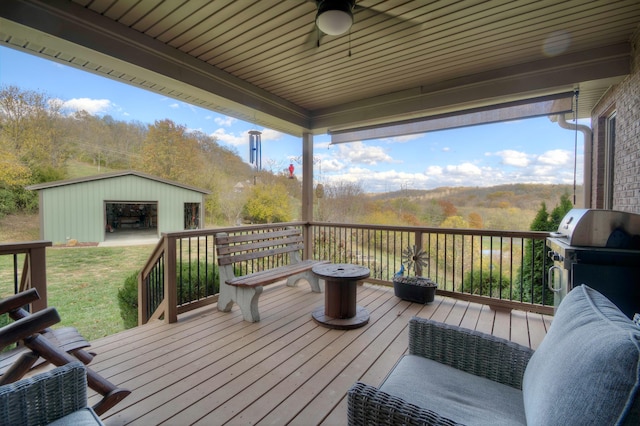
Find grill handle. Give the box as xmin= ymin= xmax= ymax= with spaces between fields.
xmin=548 ymin=265 xmax=563 ymax=293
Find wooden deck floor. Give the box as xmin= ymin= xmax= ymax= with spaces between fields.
xmin=86 ymin=282 xmax=552 ymax=425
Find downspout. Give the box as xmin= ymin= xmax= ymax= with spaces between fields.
xmin=553 ymin=114 xmax=593 ymax=208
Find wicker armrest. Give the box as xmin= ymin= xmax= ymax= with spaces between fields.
xmin=408 ymin=317 xmax=534 ymax=389
xmin=0 ymin=361 xmax=94 ymax=425
xmin=347 ymin=382 xmax=462 ymax=426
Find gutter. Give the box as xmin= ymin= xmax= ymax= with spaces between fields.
xmin=552 ymin=114 xmax=593 ymax=208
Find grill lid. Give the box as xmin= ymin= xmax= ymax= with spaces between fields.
xmin=551 ymin=209 xmax=640 ymax=248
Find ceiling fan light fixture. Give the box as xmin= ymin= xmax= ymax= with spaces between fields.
xmin=316 ymin=0 xmax=354 ymax=36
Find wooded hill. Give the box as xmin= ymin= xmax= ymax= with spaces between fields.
xmin=360 ymin=184 xmax=579 ymax=231
xmin=0 ymin=85 xmax=297 ymax=225
xmin=1 ymin=85 xmax=576 ymax=231
xmin=370 ymin=184 xmax=581 ymax=211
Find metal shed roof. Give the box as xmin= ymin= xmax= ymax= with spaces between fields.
xmin=26 ymin=170 xmax=211 ymax=194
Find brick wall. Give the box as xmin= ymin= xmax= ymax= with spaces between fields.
xmin=591 ymin=28 xmax=640 ymax=213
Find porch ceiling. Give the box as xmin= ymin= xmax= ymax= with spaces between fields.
xmin=1 ymin=0 xmax=638 ymax=137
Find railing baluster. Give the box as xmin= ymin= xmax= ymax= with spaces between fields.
xmin=137 ymin=222 xmax=552 ymax=324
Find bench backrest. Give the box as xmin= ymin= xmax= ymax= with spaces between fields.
xmin=215 ymin=228 xmax=304 ymax=266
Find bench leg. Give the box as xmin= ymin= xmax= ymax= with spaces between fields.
xmin=236 ymin=286 xmax=263 ymax=322
xmin=218 ymin=282 xmax=263 ymax=322
xmin=286 ymin=271 xmax=324 ymax=293
xmin=217 ymin=280 xmax=236 ymax=313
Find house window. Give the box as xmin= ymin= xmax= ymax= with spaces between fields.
xmin=604 ymin=112 xmax=616 ymax=209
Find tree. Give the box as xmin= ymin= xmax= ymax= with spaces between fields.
xmin=140 ymin=119 xmax=204 ymax=187
xmin=438 ymin=199 xmax=457 ymax=217
xmin=468 ymin=212 xmax=483 ymax=229
xmin=440 ymin=215 xmax=468 ymax=229
xmin=517 ymin=193 xmax=573 ymax=305
xmin=0 ymin=85 xmax=70 ymax=177
xmin=242 ymin=183 xmax=292 ymax=223
xmin=0 ymin=149 xmax=31 ymax=189
xmin=318 ymin=181 xmax=365 ymax=222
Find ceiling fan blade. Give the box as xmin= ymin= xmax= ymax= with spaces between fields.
xmin=353 ymin=4 xmax=420 ymax=28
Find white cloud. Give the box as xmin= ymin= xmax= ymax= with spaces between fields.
xmin=210 ymin=127 xmax=284 ymax=149
xmin=59 ymin=98 xmax=112 ymax=115
xmin=169 ymin=103 xmax=179 ymax=109
xmin=425 ymin=165 xmax=443 ymax=176
xmin=495 ymin=150 xmax=530 ymax=167
xmin=442 ymin=147 xmax=451 ymax=152
xmin=214 ymin=116 xmax=237 ymax=126
xmin=336 ymin=142 xmax=395 ymax=165
xmin=212 ymin=128 xmax=246 ymax=146
xmin=537 ymin=149 xmax=571 ymax=165
xmin=260 ymin=128 xmax=284 ymax=142
xmin=321 ymin=159 xmax=580 ymax=192
xmin=445 ymin=162 xmax=482 ymax=176
xmin=321 ymin=158 xmax=346 ymax=172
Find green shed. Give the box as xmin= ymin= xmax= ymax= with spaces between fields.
xmin=27 ymin=171 xmax=210 ymax=244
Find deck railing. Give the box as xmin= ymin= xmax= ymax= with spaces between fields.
xmin=137 ymin=223 xmax=306 ymax=324
xmin=309 ymin=222 xmax=552 ymax=314
xmin=138 ymin=222 xmax=553 ymax=324
xmin=0 ymin=241 xmax=52 ymax=312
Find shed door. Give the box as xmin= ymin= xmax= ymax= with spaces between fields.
xmin=184 ymin=203 xmax=200 ymax=229
xmin=106 ymin=202 xmax=158 ymax=232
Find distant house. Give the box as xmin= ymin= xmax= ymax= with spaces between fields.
xmin=27 ymin=171 xmax=210 ymax=244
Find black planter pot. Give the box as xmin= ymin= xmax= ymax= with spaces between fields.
xmin=393 ymin=277 xmax=437 ymax=304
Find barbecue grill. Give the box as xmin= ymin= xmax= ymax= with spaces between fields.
xmin=547 ymin=209 xmax=640 ymax=318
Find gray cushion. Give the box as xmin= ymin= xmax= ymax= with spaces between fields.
xmin=522 ymin=284 xmax=640 ymax=426
xmin=380 ymin=354 xmax=526 ymax=425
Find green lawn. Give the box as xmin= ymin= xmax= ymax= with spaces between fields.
xmin=0 ymin=244 xmax=155 ymax=341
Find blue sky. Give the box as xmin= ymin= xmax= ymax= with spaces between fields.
xmin=0 ymin=45 xmax=585 ymax=193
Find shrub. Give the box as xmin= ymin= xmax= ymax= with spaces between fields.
xmin=0 ymin=189 xmax=18 ymax=218
xmin=460 ymin=269 xmax=510 ymax=298
xmin=117 ymin=271 xmax=139 ymax=329
xmin=516 ymin=193 xmax=572 ymax=305
xmin=117 ymin=262 xmax=219 ymax=329
xmin=176 ymin=261 xmax=218 ymax=304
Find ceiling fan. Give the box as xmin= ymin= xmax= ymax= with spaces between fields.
xmin=313 ymin=0 xmax=356 ymax=36
xmin=304 ymin=1 xmax=416 ymax=47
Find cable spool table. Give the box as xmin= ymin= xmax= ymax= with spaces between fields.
xmin=311 ymin=263 xmax=370 ymax=330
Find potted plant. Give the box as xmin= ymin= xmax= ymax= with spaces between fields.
xmin=393 ymin=245 xmax=437 ymax=303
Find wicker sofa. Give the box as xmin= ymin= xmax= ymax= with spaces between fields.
xmin=347 ymin=284 xmax=640 ymax=425
xmin=0 ymin=361 xmax=104 ymax=425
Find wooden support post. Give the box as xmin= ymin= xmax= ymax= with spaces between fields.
xmin=302 ymin=132 xmax=314 ymax=259
xmin=165 ymin=236 xmax=177 ymax=323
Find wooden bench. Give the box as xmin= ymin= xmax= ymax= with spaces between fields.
xmin=215 ymin=228 xmax=328 ymax=322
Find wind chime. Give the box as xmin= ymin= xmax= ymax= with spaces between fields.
xmin=249 ymin=130 xmax=262 ymax=185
